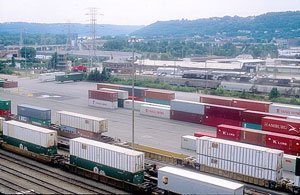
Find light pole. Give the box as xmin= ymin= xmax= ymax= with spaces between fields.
xmin=129 ymin=36 xmax=139 ymax=150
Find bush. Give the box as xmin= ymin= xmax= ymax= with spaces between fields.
xmin=269 ymin=88 xmax=280 ymax=100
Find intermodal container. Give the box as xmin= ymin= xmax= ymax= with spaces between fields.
xmin=0 ymin=109 xmax=11 ymax=117
xmin=242 ymin=110 xmax=286 ymax=125
xmin=97 ymin=83 xmax=120 ymax=90
xmin=158 ymin=166 xmax=244 ymax=195
xmin=194 ymin=131 xmax=216 ymax=138
xmin=283 ymin=154 xmax=296 ymax=172
xmin=88 ymin=90 xmax=118 ymax=102
xmin=99 ymin=88 xmax=128 ymax=100
xmin=144 ymin=90 xmax=175 ymax=101
xmin=0 ymin=99 xmax=11 ymax=110
xmin=119 ymin=86 xmax=147 ymax=97
xmin=70 ymin=137 xmax=145 ymax=184
xmin=240 ymin=127 xmax=266 ymax=146
xmin=181 ymin=135 xmax=197 ymax=151
xmin=203 ymin=115 xmax=242 ymax=127
xmin=39 ymin=72 xmax=65 ymax=82
xmin=124 ymin=100 xmax=149 ymax=111
xmin=287 ymin=116 xmax=300 ymax=121
xmin=266 ymin=133 xmax=300 ymax=155
xmin=144 ymin=98 xmax=170 ymax=105
xmin=232 ymin=99 xmax=271 ymax=112
xmin=56 ymin=111 xmax=108 ymax=133
xmin=216 ymin=125 xmax=241 ymax=141
xmin=3 ymin=120 xmax=57 ymax=155
xmin=18 ymin=115 xmax=51 ymax=127
xmin=0 ymin=117 xmax=4 ymax=132
xmin=128 ymin=96 xmax=144 ymax=101
xmin=204 ymin=104 xmax=244 ymax=121
xmin=242 ymin=122 xmax=261 ymax=130
xmin=140 ymin=104 xmax=171 ymax=119
xmin=262 ymin=116 xmax=300 ymax=136
xmin=17 ymin=104 xmax=51 ymax=121
xmin=3 ymin=81 xmax=18 ymax=88
xmin=171 ymin=99 xmax=205 ymax=115
xmin=88 ymin=98 xmax=118 ymax=109
xmin=170 ymin=110 xmax=203 ymax=124
xmin=269 ymin=103 xmax=300 ymax=117
xmin=199 ymin=95 xmax=233 ymax=107
xmin=55 ymin=73 xmax=84 ymax=82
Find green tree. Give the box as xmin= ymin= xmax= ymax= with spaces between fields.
xmin=20 ymin=47 xmax=36 ymax=60
xmin=10 ymin=56 xmax=16 ymax=67
xmin=269 ymin=88 xmax=280 ymax=100
xmin=49 ymin=52 xmax=58 ymax=69
xmin=100 ymin=68 xmax=110 ymax=81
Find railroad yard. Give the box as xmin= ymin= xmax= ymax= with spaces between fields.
xmin=0 ymin=74 xmax=298 ymax=194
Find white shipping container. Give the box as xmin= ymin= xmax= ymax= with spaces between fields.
xmin=3 ymin=120 xmax=57 ymax=148
xmin=196 ymin=137 xmax=283 ymax=171
xmin=287 ymin=116 xmax=300 ymax=122
xmin=158 ymin=166 xmax=244 ymax=195
xmin=88 ymin=98 xmax=118 ymax=109
xmin=181 ymin=135 xmax=197 ymax=151
xmin=197 ymin=154 xmax=283 ymax=181
xmin=100 ymin=88 xmax=128 ymax=100
xmin=38 ymin=72 xmax=65 ymax=82
xmin=140 ymin=104 xmax=171 ymax=119
xmin=56 ymin=111 xmax=108 ymax=133
xmin=124 ymin=100 xmax=170 ymax=111
xmin=0 ymin=117 xmax=4 ymax=132
xmin=269 ymin=103 xmax=300 ymax=117
xmin=283 ymin=154 xmax=297 ymax=172
xmin=70 ymin=137 xmax=144 ymax=173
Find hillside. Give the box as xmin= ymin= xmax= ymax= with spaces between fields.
xmin=0 ymin=22 xmax=144 ymax=36
xmin=133 ymin=11 xmax=300 ymax=39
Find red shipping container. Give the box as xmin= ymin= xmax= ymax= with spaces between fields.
xmin=170 ymin=110 xmax=203 ymax=124
xmin=232 ymin=98 xmax=271 ymax=112
xmin=97 ymin=83 xmax=120 ymax=90
xmin=128 ymin=96 xmax=144 ymax=101
xmin=266 ymin=132 xmax=300 ymax=154
xmin=144 ymin=90 xmax=175 ymax=101
xmin=217 ymin=124 xmax=241 ymax=141
xmin=240 ymin=127 xmax=267 ymax=146
xmin=0 ymin=109 xmax=11 ymax=116
xmin=262 ymin=116 xmax=300 ymax=136
xmin=242 ymin=110 xmax=287 ymax=125
xmin=88 ymin=90 xmax=118 ymax=102
xmin=204 ymin=104 xmax=244 ymax=121
xmin=199 ymin=95 xmax=233 ymax=107
xmin=203 ymin=115 xmax=242 ymax=127
xmin=194 ymin=131 xmax=216 ymax=138
xmin=3 ymin=81 xmax=18 ymax=88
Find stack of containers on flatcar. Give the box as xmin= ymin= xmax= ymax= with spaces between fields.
xmin=99 ymin=88 xmax=128 ymax=108
xmin=268 ymin=103 xmax=300 ymax=117
xmin=3 ymin=120 xmax=57 ymax=155
xmin=0 ymin=99 xmax=11 ymax=117
xmin=181 ymin=135 xmax=198 ymax=151
xmin=3 ymin=81 xmax=18 ymax=88
xmin=70 ymin=137 xmax=145 ymax=184
xmin=144 ymin=90 xmax=175 ymax=105
xmin=242 ymin=110 xmax=287 ymax=130
xmin=196 ymin=136 xmax=283 ymax=181
xmin=55 ymin=111 xmax=108 ymax=140
xmin=170 ymin=99 xmax=205 ymax=124
xmin=88 ymin=89 xmax=118 ymax=109
xmin=17 ymin=104 xmax=51 ymax=126
xmin=217 ymin=124 xmax=300 ymax=155
xmin=203 ymin=104 xmax=244 ymax=127
xmin=119 ymin=86 xmax=147 ymax=101
xmin=140 ymin=104 xmax=171 ymax=119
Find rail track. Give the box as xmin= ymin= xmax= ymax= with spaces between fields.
xmin=0 ymin=177 xmax=35 ymax=194
xmin=0 ymin=150 xmax=118 ymax=194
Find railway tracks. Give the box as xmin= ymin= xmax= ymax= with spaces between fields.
xmin=0 ymin=150 xmax=120 ymax=194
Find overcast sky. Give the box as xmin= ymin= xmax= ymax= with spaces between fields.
xmin=0 ymin=0 xmax=299 ymax=25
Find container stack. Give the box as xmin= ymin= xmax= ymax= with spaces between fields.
xmin=3 ymin=120 xmax=57 ymax=156
xmin=98 ymin=88 xmax=128 ymax=108
xmin=0 ymin=99 xmax=11 ymax=117
xmin=199 ymin=95 xmax=233 ymax=107
xmin=55 ymin=111 xmax=108 ymax=140
xmin=88 ymin=89 xmax=118 ymax=109
xmin=170 ymin=99 xmax=205 ymax=124
xmin=144 ymin=90 xmax=175 ymax=105
xmin=70 ymin=137 xmax=145 ymax=184
xmin=196 ymin=136 xmax=284 ymax=181
xmin=119 ymin=86 xmax=147 ymax=101
xmin=262 ymin=116 xmax=300 ymax=136
xmin=231 ymin=99 xmax=271 ymax=113
xmin=269 ymin=103 xmax=300 ymax=117
xmin=17 ymin=104 xmax=51 ymax=126
xmin=97 ymin=83 xmax=121 ymax=90
xmin=140 ymin=104 xmax=171 ymax=119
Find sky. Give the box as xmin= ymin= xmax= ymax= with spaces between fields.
xmin=0 ymin=0 xmax=300 ymax=25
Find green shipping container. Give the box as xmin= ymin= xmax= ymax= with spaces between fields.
xmin=3 ymin=135 xmax=57 ymax=156
xmin=70 ymin=155 xmax=144 ymax=184
xmin=18 ymin=115 xmax=51 ymax=127
xmin=242 ymin=122 xmax=261 ymax=130
xmin=55 ymin=73 xmax=84 ymax=82
xmin=144 ymin=98 xmax=170 ymax=105
xmin=0 ymin=99 xmax=11 ymax=110
xmin=118 ymin=99 xmax=124 ymax=108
